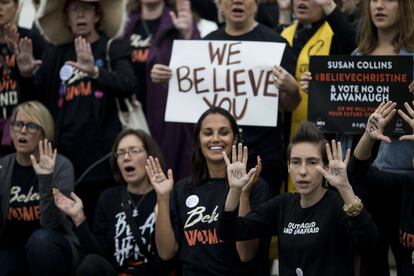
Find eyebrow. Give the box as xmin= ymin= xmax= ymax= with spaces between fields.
xmin=290 ymin=156 xmax=321 ymax=161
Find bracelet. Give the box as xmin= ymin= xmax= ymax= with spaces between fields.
xmin=343 ymin=196 xmax=364 ymax=217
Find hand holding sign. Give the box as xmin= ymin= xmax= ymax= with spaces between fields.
xmin=365 ymin=101 xmax=397 ymax=143
xmin=300 ymin=72 xmax=312 ymax=94
xmin=151 ymin=64 xmax=172 ymax=84
xmin=272 ymin=65 xmax=297 ymax=95
xmin=398 ymin=101 xmax=414 ymax=141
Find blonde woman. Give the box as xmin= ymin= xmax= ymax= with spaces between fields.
xmin=0 ymin=101 xmax=77 ymax=275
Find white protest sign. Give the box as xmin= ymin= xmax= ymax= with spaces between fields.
xmin=165 ymin=40 xmax=286 ymax=126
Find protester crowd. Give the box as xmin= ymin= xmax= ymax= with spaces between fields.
xmin=1 ymin=0 xmax=414 ymax=275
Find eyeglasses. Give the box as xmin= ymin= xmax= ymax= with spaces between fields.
xmin=66 ymin=3 xmax=96 ymax=13
xmin=11 ymin=121 xmax=42 ymax=134
xmin=115 ymin=147 xmax=146 ymax=159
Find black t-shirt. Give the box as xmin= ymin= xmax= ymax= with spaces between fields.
xmin=0 ymin=28 xmax=45 ymax=122
xmin=56 ymin=37 xmax=117 ymax=180
xmin=0 ymin=28 xmax=46 ymax=155
xmin=92 ymin=186 xmax=158 ymax=275
xmin=219 ymin=190 xmax=378 ymax=276
xmin=1 ymin=161 xmax=40 ymax=248
xmin=129 ymin=18 xmax=161 ymax=109
xmin=204 ymin=24 xmax=297 ymax=187
xmin=170 ymin=177 xmax=270 ymax=275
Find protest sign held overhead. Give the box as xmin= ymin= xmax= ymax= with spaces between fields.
xmin=308 ymin=56 xmax=413 ymax=135
xmin=165 ymin=40 xmax=286 ymax=126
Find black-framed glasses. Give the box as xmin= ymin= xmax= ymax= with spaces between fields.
xmin=11 ymin=121 xmax=42 ymax=134
xmin=114 ymin=147 xmax=146 ymax=159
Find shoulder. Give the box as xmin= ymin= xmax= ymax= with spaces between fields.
xmin=99 ymin=185 xmax=123 ymax=202
xmin=0 ymin=154 xmax=16 ymax=178
xmin=107 ymin=37 xmax=131 ymax=59
xmin=254 ymin=24 xmax=287 ymax=42
xmin=204 ymin=26 xmax=226 ymax=40
xmin=250 ymin=178 xmax=271 ymax=199
xmin=0 ymin=153 xmax=16 ymax=166
xmin=55 ymin=154 xmax=74 ymax=172
xmin=17 ymin=27 xmax=31 ymax=38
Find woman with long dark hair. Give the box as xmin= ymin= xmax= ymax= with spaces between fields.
xmin=146 ymin=107 xmax=271 ymax=275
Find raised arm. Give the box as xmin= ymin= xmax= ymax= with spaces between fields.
xmin=318 ymin=140 xmax=378 ymax=248
xmin=316 ymin=140 xmax=357 ymax=208
xmin=15 ymin=37 xmax=42 ymax=78
xmin=354 ymin=101 xmax=397 ymax=161
xmin=223 ymin=144 xmax=261 ymax=262
xmin=31 ymin=139 xmax=74 ymax=229
xmin=146 ymin=156 xmax=178 ymax=260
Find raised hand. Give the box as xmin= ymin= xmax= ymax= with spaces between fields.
xmin=398 ymin=101 xmax=414 ymax=141
xmin=170 ymin=0 xmax=193 ymax=39
xmin=300 ymin=72 xmax=312 ymax=94
xmin=314 ymin=0 xmax=336 ymax=15
xmin=30 ymin=139 xmax=57 ymax=175
xmin=151 ymin=64 xmax=173 ymax=84
xmin=277 ymin=0 xmax=291 ymax=10
xmin=409 ymin=80 xmax=414 ymax=94
xmin=53 ymin=188 xmax=85 ymax=226
xmin=15 ymin=37 xmax=42 ymax=77
xmin=316 ymin=140 xmax=350 ymax=190
xmin=146 ymin=156 xmax=174 ymax=198
xmin=223 ymin=143 xmax=256 ymax=190
xmin=365 ymin=101 xmax=397 ymax=143
xmin=65 ymin=37 xmax=97 ymax=77
xmin=242 ymin=156 xmax=262 ymax=194
xmin=4 ymin=22 xmax=19 ymax=53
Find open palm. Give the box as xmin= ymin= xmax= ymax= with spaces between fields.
xmin=365 ymin=101 xmax=396 ymax=143
xmin=146 ymin=156 xmax=174 ymax=197
xmin=224 ymin=144 xmax=256 ymax=190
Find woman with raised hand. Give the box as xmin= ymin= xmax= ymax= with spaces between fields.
xmin=14 ymin=0 xmax=138 ymax=220
xmin=151 ymin=0 xmax=300 ymax=197
xmin=0 ymin=101 xmax=77 ymax=275
xmin=53 ymin=129 xmax=166 ymax=276
xmin=146 ymin=107 xmax=271 ymax=275
xmin=348 ymin=0 xmax=414 ymax=273
xmin=349 ymin=101 xmax=414 ymax=276
xmin=122 ymin=0 xmax=199 ymax=181
xmin=0 ymin=0 xmax=47 ymax=157
xmin=217 ymin=121 xmax=379 ymax=276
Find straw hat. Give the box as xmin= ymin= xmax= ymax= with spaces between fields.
xmin=36 ymin=0 xmax=128 ymax=45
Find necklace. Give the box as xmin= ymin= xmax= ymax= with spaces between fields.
xmin=127 ymin=191 xmax=148 ymax=217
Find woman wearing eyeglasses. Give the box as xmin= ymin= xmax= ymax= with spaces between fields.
xmin=53 ymin=129 xmax=166 ymax=276
xmin=0 ymin=101 xmax=78 ymax=275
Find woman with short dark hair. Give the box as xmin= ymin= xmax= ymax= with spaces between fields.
xmin=54 ymin=129 xmax=165 ymax=275
xmin=218 ymin=121 xmax=379 ymax=276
